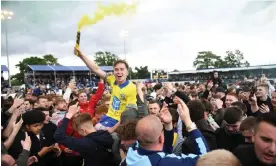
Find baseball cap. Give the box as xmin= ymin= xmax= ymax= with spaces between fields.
xmin=120 ymin=108 xmax=139 ymax=124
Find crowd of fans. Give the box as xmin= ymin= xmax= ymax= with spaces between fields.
xmin=24 ymin=74 xmax=99 ymax=90
xmin=169 ymin=70 xmax=275 ymax=83
xmin=1 ymin=48 xmax=276 ymax=166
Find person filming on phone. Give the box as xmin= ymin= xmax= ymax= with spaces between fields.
xmin=249 ymin=83 xmax=273 ymax=116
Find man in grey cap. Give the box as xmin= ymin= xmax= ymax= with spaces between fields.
xmin=112 ymin=108 xmax=140 ymax=165
xmin=120 ymin=107 xmax=139 ymax=124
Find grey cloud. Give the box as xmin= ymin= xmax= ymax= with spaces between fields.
xmin=1 ymin=0 xmax=276 ymax=68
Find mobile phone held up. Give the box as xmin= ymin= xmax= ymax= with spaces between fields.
xmin=249 ymin=86 xmax=257 ymax=101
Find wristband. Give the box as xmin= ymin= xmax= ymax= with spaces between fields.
xmin=186 ymin=122 xmax=197 ymax=132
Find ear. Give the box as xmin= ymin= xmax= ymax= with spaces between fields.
xmin=252 ymin=135 xmax=255 ymax=143
xmin=159 ymin=133 xmax=164 ymax=144
xmin=25 ymin=125 xmax=30 ymax=131
xmin=78 ymin=128 xmax=84 ymax=135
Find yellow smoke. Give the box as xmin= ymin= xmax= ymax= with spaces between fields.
xmin=77 ymin=2 xmax=137 ymax=31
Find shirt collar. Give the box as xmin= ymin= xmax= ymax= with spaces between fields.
xmin=114 ymin=80 xmax=130 ymax=89
xmin=137 ymin=146 xmax=162 ymax=156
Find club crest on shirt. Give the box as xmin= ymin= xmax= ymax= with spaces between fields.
xmin=120 ymin=94 xmax=126 ymax=101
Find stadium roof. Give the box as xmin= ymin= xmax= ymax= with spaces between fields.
xmin=1 ymin=65 xmax=8 ymax=72
xmin=169 ymin=64 xmax=276 ymax=75
xmin=27 ymin=65 xmax=113 ymax=72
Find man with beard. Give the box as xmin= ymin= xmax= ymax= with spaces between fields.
xmin=233 ymin=112 xmax=276 ymax=166
xmin=215 ymin=107 xmax=245 ymax=152
xmin=74 ymin=48 xmax=137 ymax=131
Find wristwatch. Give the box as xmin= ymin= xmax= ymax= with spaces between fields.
xmin=186 ymin=122 xmax=197 ymax=132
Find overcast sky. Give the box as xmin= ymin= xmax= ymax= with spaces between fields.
xmin=1 ymin=0 xmax=276 ymax=75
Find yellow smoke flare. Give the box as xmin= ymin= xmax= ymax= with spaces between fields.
xmin=74 ymin=1 xmax=137 ymax=55
xmin=78 ymin=2 xmax=137 ymax=31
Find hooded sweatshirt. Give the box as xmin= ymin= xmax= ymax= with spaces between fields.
xmin=126 ymin=129 xmax=209 ymax=166
xmin=54 ymin=118 xmax=115 ymax=166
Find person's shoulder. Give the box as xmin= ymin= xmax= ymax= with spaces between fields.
xmin=201 ymin=130 xmax=216 ymax=139
xmin=89 ymin=130 xmax=113 ymax=142
xmin=233 ymin=144 xmax=256 ymax=164
xmin=214 ymin=127 xmax=223 ymax=134
xmin=124 ymin=81 xmax=136 ymax=92
xmin=235 ymin=144 xmax=254 ymax=151
xmin=128 ymin=81 xmax=136 ymax=87
xmin=233 ymin=144 xmax=254 ymax=157
xmin=49 ymin=122 xmax=57 ymax=129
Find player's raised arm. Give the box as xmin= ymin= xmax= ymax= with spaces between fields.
xmin=74 ymin=47 xmax=106 ymax=79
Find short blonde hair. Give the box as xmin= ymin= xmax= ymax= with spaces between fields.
xmin=196 ymin=149 xmax=241 ymax=166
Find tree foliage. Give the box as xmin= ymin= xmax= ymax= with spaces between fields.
xmin=43 ymin=54 xmax=60 ymax=65
xmin=193 ymin=49 xmax=250 ymax=69
xmin=224 ymin=50 xmax=250 ymax=68
xmin=172 ymin=69 xmax=179 ymax=72
xmin=193 ymin=51 xmax=221 ymax=69
xmin=128 ymin=66 xmax=151 ymax=79
xmin=12 ymin=54 xmax=59 ymax=85
xmin=94 ymin=51 xmax=119 ymax=66
xmin=134 ymin=66 xmax=151 ymax=79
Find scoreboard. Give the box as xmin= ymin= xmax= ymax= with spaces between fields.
xmin=151 ymin=70 xmax=168 ymax=79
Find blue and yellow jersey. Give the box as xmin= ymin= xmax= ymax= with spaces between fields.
xmin=105 ymin=74 xmax=137 ymax=121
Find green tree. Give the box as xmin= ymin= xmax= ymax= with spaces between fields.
xmin=11 ymin=77 xmax=22 ymax=86
xmin=43 ymin=54 xmax=60 ymax=65
xmin=16 ymin=57 xmax=47 ymax=74
xmin=94 ymin=51 xmax=119 ymax=66
xmin=224 ymin=50 xmax=250 ymax=67
xmin=134 ymin=66 xmax=151 ymax=79
xmin=128 ymin=67 xmax=137 ymax=79
xmin=12 ymin=55 xmax=59 ymax=85
xmin=193 ymin=50 xmax=250 ymax=69
xmin=214 ymin=58 xmax=228 ymax=68
xmin=193 ymin=51 xmax=222 ymax=69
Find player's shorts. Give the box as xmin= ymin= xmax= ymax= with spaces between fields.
xmin=95 ymin=115 xmax=118 ymax=130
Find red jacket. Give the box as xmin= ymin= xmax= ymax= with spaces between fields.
xmin=58 ymin=82 xmax=105 ymax=155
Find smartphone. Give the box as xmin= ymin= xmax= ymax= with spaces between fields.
xmin=249 ymin=87 xmax=257 ymax=100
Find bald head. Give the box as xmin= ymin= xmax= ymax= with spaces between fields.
xmin=196 ymin=149 xmax=241 ymax=166
xmin=136 ymin=115 xmax=163 ymax=148
xmin=1 ymin=154 xmax=15 ymax=166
